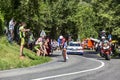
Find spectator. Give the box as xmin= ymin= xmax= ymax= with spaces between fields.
xmin=27 ymin=32 xmax=35 ymax=50
xmin=34 ymin=37 xmax=47 ymax=56
xmin=4 ymin=22 xmax=12 ymax=43
xmin=14 ymin=23 xmax=21 ymax=43
xmin=42 ymin=41 xmax=48 ymax=56
xmin=19 ymin=22 xmax=30 ymax=59
xmin=108 ymin=33 xmax=112 ymax=42
xmin=51 ymin=39 xmax=59 ymax=52
xmin=8 ymin=18 xmax=16 ymax=42
xmin=34 ymin=38 xmax=43 ymax=56
xmin=44 ymin=37 xmax=50 ymax=56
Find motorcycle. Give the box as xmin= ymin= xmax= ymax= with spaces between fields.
xmin=100 ymin=42 xmax=112 ymax=60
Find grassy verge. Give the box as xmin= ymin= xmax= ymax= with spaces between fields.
xmin=0 ymin=36 xmax=51 ymax=70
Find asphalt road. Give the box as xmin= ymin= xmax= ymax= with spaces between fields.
xmin=0 ymin=51 xmax=120 ymax=80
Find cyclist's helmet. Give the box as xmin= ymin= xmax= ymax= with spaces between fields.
xmin=59 ymin=35 xmax=63 ymax=39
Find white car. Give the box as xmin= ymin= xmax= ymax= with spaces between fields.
xmin=67 ymin=42 xmax=84 ymax=55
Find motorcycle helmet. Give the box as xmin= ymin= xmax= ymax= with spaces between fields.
xmin=102 ymin=30 xmax=106 ymax=33
xmin=101 ymin=36 xmax=105 ymax=39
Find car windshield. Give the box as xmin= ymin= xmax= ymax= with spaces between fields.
xmin=69 ymin=43 xmax=80 ymax=46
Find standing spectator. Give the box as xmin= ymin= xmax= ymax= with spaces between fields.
xmin=14 ymin=23 xmax=22 ymax=43
xmin=19 ymin=22 xmax=30 ymax=59
xmin=8 ymin=18 xmax=16 ymax=42
xmin=44 ymin=37 xmax=51 ymax=56
xmin=108 ymin=33 xmax=112 ymax=42
xmin=27 ymin=32 xmax=35 ymax=50
xmin=47 ymin=37 xmax=51 ymax=56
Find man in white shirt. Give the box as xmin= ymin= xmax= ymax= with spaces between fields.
xmin=9 ymin=18 xmax=16 ymax=42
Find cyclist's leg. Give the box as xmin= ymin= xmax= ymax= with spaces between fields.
xmin=63 ymin=49 xmax=67 ymax=62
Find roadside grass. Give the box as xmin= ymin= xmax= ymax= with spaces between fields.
xmin=0 ymin=36 xmax=51 ymax=70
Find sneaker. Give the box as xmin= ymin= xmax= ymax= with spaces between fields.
xmin=66 ymin=56 xmax=69 ymax=60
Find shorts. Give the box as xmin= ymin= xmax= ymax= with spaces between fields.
xmin=34 ymin=45 xmax=40 ymax=51
xmin=20 ymin=38 xmax=25 ymax=45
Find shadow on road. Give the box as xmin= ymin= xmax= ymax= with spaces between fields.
xmin=82 ymin=51 xmax=101 ymax=59
xmin=57 ymin=60 xmax=66 ymax=62
xmin=97 ymin=58 xmax=109 ymax=61
xmin=111 ymin=57 xmax=120 ymax=59
xmin=50 ymin=54 xmax=61 ymax=57
xmin=84 ymin=50 xmax=98 ymax=54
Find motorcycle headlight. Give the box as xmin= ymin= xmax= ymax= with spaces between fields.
xmin=103 ymin=46 xmax=109 ymax=49
xmin=106 ymin=46 xmax=110 ymax=49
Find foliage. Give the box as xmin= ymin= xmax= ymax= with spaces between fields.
xmin=0 ymin=0 xmax=120 ymax=40
xmin=0 ymin=0 xmax=120 ymax=70
xmin=68 ymin=2 xmax=98 ymax=39
xmin=0 ymin=11 xmax=4 ymax=35
xmin=91 ymin=0 xmax=120 ymax=39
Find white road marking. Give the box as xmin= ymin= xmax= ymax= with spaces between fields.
xmin=32 ymin=58 xmax=105 ymax=80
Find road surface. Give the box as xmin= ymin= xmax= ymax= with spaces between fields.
xmin=0 ymin=51 xmax=120 ymax=80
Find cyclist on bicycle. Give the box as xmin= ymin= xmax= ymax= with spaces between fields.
xmin=62 ymin=36 xmax=68 ymax=62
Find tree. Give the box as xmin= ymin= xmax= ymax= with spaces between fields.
xmin=67 ymin=1 xmax=98 ymax=40
xmin=0 ymin=0 xmax=120 ymax=41
xmin=91 ymin=0 xmax=120 ymax=40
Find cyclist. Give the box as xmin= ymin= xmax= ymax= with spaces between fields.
xmin=62 ymin=36 xmax=68 ymax=62
xmin=58 ymin=35 xmax=63 ymax=50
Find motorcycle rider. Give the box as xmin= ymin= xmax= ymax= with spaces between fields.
xmin=101 ymin=30 xmax=106 ymax=38
xmin=100 ymin=36 xmax=109 ymax=48
xmin=99 ymin=36 xmax=112 ymax=57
